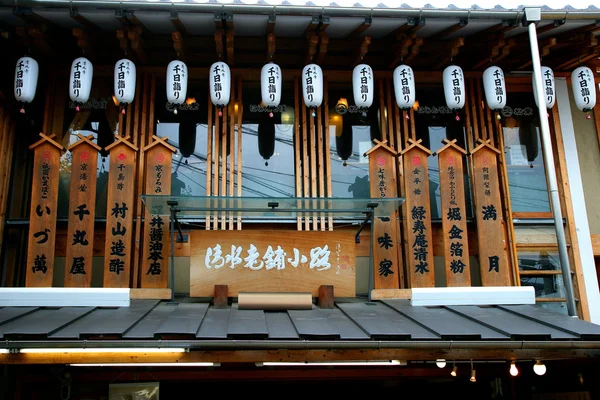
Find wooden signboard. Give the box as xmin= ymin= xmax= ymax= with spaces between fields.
xmin=401 ymin=139 xmax=435 ymax=288
xmin=190 ymin=230 xmax=356 ymax=297
xmin=64 ymin=134 xmax=101 ymax=287
xmin=141 ymin=136 xmax=177 ymax=288
xmin=437 ymin=139 xmax=471 ymax=287
xmin=472 ymin=141 xmax=510 ymax=286
xmin=103 ymin=135 xmax=138 ymax=288
xmin=364 ymin=139 xmax=402 ymax=289
xmin=26 ymin=133 xmax=64 ymax=287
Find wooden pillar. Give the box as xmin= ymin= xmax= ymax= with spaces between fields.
xmin=64 ymin=134 xmax=101 ymax=287
xmin=25 ymin=134 xmax=64 ymax=287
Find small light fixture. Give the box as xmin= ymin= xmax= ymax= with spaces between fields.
xmin=436 ymin=359 xmax=446 ymax=368
xmin=509 ymin=361 xmax=519 ymax=377
xmin=451 ymin=364 xmax=457 ymax=377
xmin=533 ymin=360 xmax=546 ymax=376
xmin=470 ymin=361 xmax=476 ymax=382
xmin=335 ymin=98 xmax=349 ymax=115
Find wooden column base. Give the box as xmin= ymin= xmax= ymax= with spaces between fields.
xmin=318 ymin=285 xmax=334 ymax=309
xmin=214 ymin=284 xmax=228 ymax=308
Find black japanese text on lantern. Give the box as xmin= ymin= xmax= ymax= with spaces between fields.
xmin=411 ymin=157 xmax=429 ymax=275
xmin=172 ymin=64 xmax=182 ymax=100
xmin=267 ymin=66 xmax=277 ymax=102
xmin=305 ymin=67 xmax=315 ymax=103
xmin=446 ymin=164 xmax=466 ymax=274
xmin=359 ymin=67 xmax=370 ymax=102
xmin=213 ymin=64 xmax=222 ymax=101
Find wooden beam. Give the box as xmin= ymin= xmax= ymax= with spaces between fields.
xmin=305 ymin=33 xmax=319 ymax=64
xmin=470 ymin=33 xmax=506 ymax=69
xmin=303 ymin=15 xmax=320 ymax=37
xmin=226 ymin=29 xmax=235 ymax=66
xmin=387 ymin=33 xmax=415 ymax=69
xmin=347 ymin=17 xmax=372 ymax=40
xmin=315 ymin=31 xmax=328 ymax=65
xmin=170 ymin=10 xmax=188 ymax=37
xmin=214 ymin=28 xmax=225 ymax=60
xmin=266 ymin=32 xmax=276 ymax=62
xmin=128 ymin=25 xmax=148 ymax=65
xmin=402 ymin=37 xmax=424 ymax=65
xmin=172 ymin=31 xmax=186 ymax=62
xmin=116 ymin=29 xmax=136 ymax=62
xmin=351 ymin=36 xmax=371 ymax=67
xmin=427 ymin=19 xmax=468 ymax=41
xmin=72 ymin=28 xmax=93 ymax=60
xmin=432 ymin=37 xmax=464 ymax=70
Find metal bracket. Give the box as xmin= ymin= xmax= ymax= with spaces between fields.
xmin=355 ymin=202 xmax=378 ymax=244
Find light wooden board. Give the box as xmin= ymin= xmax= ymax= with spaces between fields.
xmin=472 ymin=145 xmax=510 ymax=286
xmin=64 ymin=140 xmax=99 ymax=287
xmin=438 ymin=144 xmax=470 ymax=286
xmin=190 ymin=230 xmax=356 ymax=297
xmin=370 ymin=289 xmax=412 ymax=300
xmin=26 ymin=139 xmax=62 ymax=287
xmin=130 ymin=288 xmax=172 ymax=300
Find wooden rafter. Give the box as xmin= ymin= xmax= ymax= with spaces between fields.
xmin=305 ymin=33 xmax=319 ymax=64
xmin=348 ymin=17 xmax=372 ymax=40
xmin=387 ymin=32 xmax=416 ymax=69
xmin=72 ymin=28 xmax=94 ymax=61
xmin=266 ymin=32 xmax=276 ymax=62
xmin=170 ymin=10 xmax=188 ymax=37
xmin=403 ymin=37 xmax=424 ymax=65
xmin=351 ymin=36 xmax=371 ymax=67
xmin=513 ymin=37 xmax=557 ymax=70
xmin=128 ymin=25 xmax=148 ymax=64
xmin=430 ymin=37 xmax=465 ymax=70
xmin=116 ymin=29 xmax=136 ymax=62
xmin=214 ymin=28 xmax=225 ymax=60
xmin=427 ymin=19 xmax=467 ymax=41
xmin=315 ymin=31 xmax=328 ymax=65
xmin=172 ymin=31 xmax=187 ymax=62
xmin=556 ymin=45 xmax=600 ymax=71
xmin=470 ymin=33 xmax=506 ymax=69
xmin=26 ymin=24 xmax=55 ymax=57
xmin=267 ymin=13 xmax=276 ymax=35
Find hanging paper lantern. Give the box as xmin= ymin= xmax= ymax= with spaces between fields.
xmin=210 ymin=61 xmax=231 ymax=117
xmin=302 ymin=64 xmax=323 ymax=117
xmin=69 ymin=57 xmax=93 ymax=112
xmin=571 ymin=66 xmax=596 ymax=119
xmin=483 ymin=66 xmax=506 ymax=117
xmin=261 ymin=62 xmax=282 ymax=118
xmin=533 ymin=66 xmax=556 ymax=110
xmin=166 ymin=60 xmax=187 ymax=114
xmin=114 ymin=59 xmax=136 ymax=115
xmin=443 ymin=65 xmax=465 ymax=121
xmin=393 ymin=64 xmax=416 ymax=115
xmin=352 ymin=64 xmax=374 ymax=116
xmin=14 ymin=56 xmax=39 ymax=114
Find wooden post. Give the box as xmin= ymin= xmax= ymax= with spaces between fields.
xmin=64 ymin=134 xmax=101 ymax=287
xmin=437 ymin=139 xmax=471 ymax=287
xmin=364 ymin=140 xmax=401 ymax=289
xmin=141 ymin=136 xmax=177 ymax=288
xmin=471 ymin=140 xmax=510 ymax=286
xmin=400 ymin=139 xmax=435 ymax=288
xmin=318 ymin=285 xmax=334 ymax=309
xmin=25 ymin=133 xmax=64 ymax=287
xmin=214 ymin=284 xmax=228 ymax=308
xmin=103 ymin=135 xmax=139 ymax=288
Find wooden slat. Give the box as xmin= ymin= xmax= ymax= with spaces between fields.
xmin=402 ymin=110 xmax=409 ymax=146
xmin=302 ymin=97 xmax=309 ymax=231
xmin=206 ymin=90 xmax=213 ymax=230
xmin=310 ymin=111 xmax=317 ymax=231
xmin=0 ymin=117 xmax=15 ymax=262
xmin=213 ymin=95 xmax=221 ymax=230
xmin=117 ymin=110 xmax=124 ymax=137
xmin=294 ymin=77 xmax=302 ymax=230
xmin=132 ymin=70 xmax=142 ymax=148
xmin=324 ymin=78 xmax=333 ymax=231
xmin=476 ymin=80 xmax=487 ymax=142
xmin=393 ymin=93 xmax=402 ymax=153
xmin=409 ymin=108 xmax=416 ymax=141
xmin=464 ymin=80 xmax=475 ymax=152
xmin=378 ymin=80 xmax=388 ymax=143
xmin=385 ymin=80 xmax=395 ymax=151
xmin=484 ymin=99 xmax=496 ymax=150
xmin=229 ymin=79 xmax=235 ymax=231
xmin=317 ymin=104 xmax=325 ymax=231
xmin=550 ymin=107 xmax=589 ymax=321
xmin=236 ymin=76 xmax=243 ymax=230
xmin=221 ymin=98 xmax=227 ymax=230
xmin=42 ymin=73 xmax=54 ymax=135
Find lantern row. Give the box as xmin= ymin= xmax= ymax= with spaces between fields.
xmin=14 ymin=57 xmax=597 ymax=118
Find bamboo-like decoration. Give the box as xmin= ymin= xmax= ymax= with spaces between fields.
xmin=236 ymin=76 xmax=243 ymax=230
xmin=309 ymin=109 xmax=317 ymax=231
xmin=378 ymin=80 xmax=388 ymax=143
xmin=476 ymin=80 xmax=487 ymax=142
xmin=294 ymin=77 xmax=302 ymax=231
xmin=213 ymin=95 xmax=221 ymax=230
xmin=468 ymin=79 xmax=481 ymax=144
xmin=302 ymin=94 xmax=309 ymax=231
xmin=393 ymin=89 xmax=402 ymax=154
xmin=317 ymin=102 xmax=325 ymax=231
xmin=386 ymin=82 xmax=395 ymax=151
xmin=206 ymin=89 xmax=214 ymax=230
xmin=132 ymin=72 xmax=142 ymax=148
xmin=324 ymin=78 xmax=333 ymax=231
xmin=220 ymin=97 xmax=227 ymax=230
xmin=229 ymin=78 xmax=236 ymax=231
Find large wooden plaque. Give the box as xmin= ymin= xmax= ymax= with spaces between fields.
xmin=64 ymin=135 xmax=100 ymax=287
xmin=141 ymin=136 xmax=176 ymax=288
xmin=26 ymin=134 xmax=63 ymax=287
xmin=365 ymin=140 xmax=402 ymax=289
xmin=190 ymin=230 xmax=356 ymax=297
xmin=472 ymin=143 xmax=510 ymax=286
xmin=103 ymin=136 xmax=138 ymax=288
xmin=437 ymin=140 xmax=471 ymax=287
xmin=401 ymin=140 xmax=435 ymax=288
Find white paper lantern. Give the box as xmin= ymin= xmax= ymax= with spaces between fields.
xmin=393 ymin=64 xmax=416 ymax=110
xmin=69 ymin=57 xmax=93 ymax=111
xmin=261 ymin=62 xmax=282 ymax=117
xmin=14 ymin=57 xmax=39 ymax=113
xmin=571 ymin=66 xmax=596 ymax=117
xmin=114 ymin=59 xmax=136 ymax=114
xmin=166 ymin=60 xmax=187 ymax=113
xmin=483 ymin=66 xmax=506 ymax=112
xmin=302 ymin=64 xmax=323 ymax=115
xmin=210 ymin=61 xmax=231 ymax=116
xmin=443 ymin=65 xmax=465 ymax=119
xmin=532 ymin=66 xmax=555 ymax=110
xmin=353 ymin=64 xmax=374 ymax=114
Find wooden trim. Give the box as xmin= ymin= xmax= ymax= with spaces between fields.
xmin=0 ymin=118 xmax=15 ymax=263
xmin=402 ymin=110 xmax=409 ymax=147
xmin=393 ymin=93 xmax=402 ymax=153
xmin=409 ymin=107 xmax=416 ymax=141
xmin=42 ymin=71 xmax=54 ymax=135
xmin=236 ymin=76 xmax=243 ymax=230
xmin=229 ymin=80 xmax=235 ymax=231
xmin=213 ymin=95 xmax=221 ymax=230
xmin=385 ymin=80 xmax=394 ymax=151
xmin=512 ymin=212 xmax=554 ymax=219
xmin=378 ymin=80 xmax=387 ymax=143
xmin=206 ymin=89 xmax=213 ymax=230
xmin=324 ymin=78 xmax=333 ymax=231
xmin=294 ymin=77 xmax=302 ymax=231
xmin=591 ymin=234 xmax=600 ymax=256
xmin=464 ymin=80 xmax=474 ymax=153
xmin=132 ymin=71 xmax=142 ymax=148
xmin=468 ymin=80 xmax=480 ymax=146
xmin=476 ymin=80 xmax=486 ymax=142
xmin=130 ymin=288 xmax=172 ymax=299
xmin=536 ymin=297 xmax=567 ymax=303
xmin=595 ymin=82 xmax=600 ymax=154
xmin=550 ymin=107 xmax=590 ymax=321
xmin=317 ymin=103 xmax=325 ymax=231
xmin=516 ymin=243 xmax=560 ymax=249
xmin=221 ymin=98 xmax=227 ymax=230
xmin=302 ymin=95 xmax=309 ymax=231
xmin=310 ymin=110 xmax=317 ymax=231
xmin=520 ymin=270 xmax=562 ymax=276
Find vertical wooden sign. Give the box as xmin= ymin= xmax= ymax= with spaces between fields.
xmin=472 ymin=141 xmax=510 ymax=286
xmin=141 ymin=136 xmax=177 ymax=288
xmin=64 ymin=134 xmax=101 ymax=287
xmin=103 ymin=135 xmax=138 ymax=288
xmin=26 ymin=134 xmax=64 ymax=287
xmin=364 ymin=140 xmax=402 ymax=289
xmin=400 ymin=139 xmax=435 ymax=288
xmin=437 ymin=139 xmax=470 ymax=287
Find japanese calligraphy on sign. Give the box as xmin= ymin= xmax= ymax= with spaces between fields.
xmin=401 ymin=139 xmax=434 ymax=288
xmin=103 ymin=136 xmax=138 ymax=288
xmin=65 ymin=135 xmax=100 ymax=287
xmin=437 ymin=139 xmax=470 ymax=286
xmin=365 ymin=140 xmax=403 ymax=290
xmin=190 ymin=230 xmax=356 ymax=296
xmin=142 ymin=136 xmax=176 ymax=288
xmin=26 ymin=134 xmax=64 ymax=287
xmin=472 ymin=144 xmax=510 ymax=286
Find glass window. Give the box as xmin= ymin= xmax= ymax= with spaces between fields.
xmin=518 ymin=248 xmax=567 ymax=315
xmin=502 ymin=93 xmax=550 ymax=213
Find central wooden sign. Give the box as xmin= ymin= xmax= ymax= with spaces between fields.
xmin=190 ymin=230 xmax=356 ymax=297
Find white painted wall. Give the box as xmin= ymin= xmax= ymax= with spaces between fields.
xmin=556 ymin=78 xmax=600 ymax=324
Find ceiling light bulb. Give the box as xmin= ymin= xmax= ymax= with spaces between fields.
xmin=533 ymin=360 xmax=546 ymax=376
xmin=450 ymin=365 xmax=457 ymax=377
xmin=470 ymin=369 xmax=476 ymax=382
xmin=436 ymin=359 xmax=446 ymax=368
xmin=510 ymin=362 xmax=519 ymax=377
